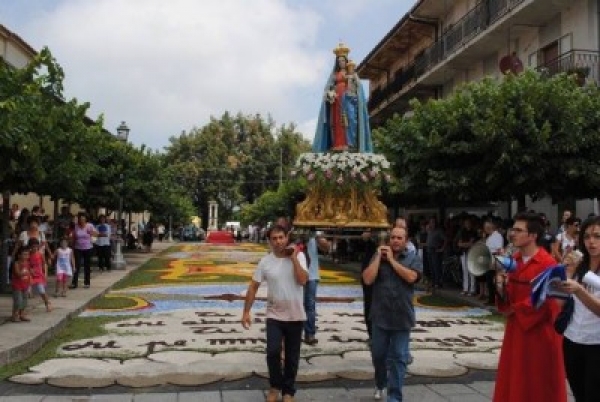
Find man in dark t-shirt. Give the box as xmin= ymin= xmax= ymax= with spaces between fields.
xmin=362 ymin=226 xmax=423 ymax=401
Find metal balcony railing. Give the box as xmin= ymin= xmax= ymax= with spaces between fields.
xmin=536 ymin=49 xmax=600 ymax=84
xmin=370 ymin=0 xmax=526 ymax=111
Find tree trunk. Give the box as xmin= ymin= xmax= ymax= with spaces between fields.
xmin=517 ymin=195 xmax=527 ymax=212
xmin=53 ymin=196 xmax=59 ymax=240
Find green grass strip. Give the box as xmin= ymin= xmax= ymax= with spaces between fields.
xmin=0 ymin=315 xmax=137 ymax=380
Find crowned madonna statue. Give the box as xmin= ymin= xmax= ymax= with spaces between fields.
xmin=293 ymin=43 xmax=390 ymax=229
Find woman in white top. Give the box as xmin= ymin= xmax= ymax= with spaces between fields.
xmin=552 ymin=217 xmax=581 ymax=262
xmin=559 ymin=216 xmax=600 ymax=402
xmin=11 ymin=216 xmax=47 ymax=260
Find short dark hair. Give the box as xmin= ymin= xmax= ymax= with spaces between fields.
xmin=513 ymin=212 xmax=545 ymax=244
xmin=28 ymin=238 xmax=40 ymax=248
xmin=565 ymin=217 xmax=581 ymax=226
xmin=267 ymin=224 xmax=288 ymax=239
xmin=26 ymin=215 xmax=40 ymax=225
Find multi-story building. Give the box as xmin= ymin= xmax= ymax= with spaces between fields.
xmin=358 ymin=0 xmax=599 ymax=223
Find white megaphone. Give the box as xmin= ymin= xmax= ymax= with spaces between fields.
xmin=466 ymin=243 xmax=493 ymax=276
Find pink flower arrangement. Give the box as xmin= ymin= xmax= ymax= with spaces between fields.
xmin=369 ymin=170 xmax=377 ymax=178
xmin=325 ymin=169 xmax=333 ymax=179
xmin=307 ymin=173 xmax=315 ymax=181
xmin=360 ymin=173 xmax=368 ymax=182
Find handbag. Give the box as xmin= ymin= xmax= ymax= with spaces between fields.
xmin=554 ymin=296 xmax=574 ymax=334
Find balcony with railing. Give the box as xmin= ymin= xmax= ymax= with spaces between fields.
xmin=536 ymin=50 xmax=600 ymax=85
xmin=370 ymin=0 xmax=526 ymax=113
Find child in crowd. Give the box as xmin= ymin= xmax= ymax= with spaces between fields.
xmin=11 ymin=248 xmax=31 ymax=322
xmin=54 ymin=237 xmax=74 ymax=297
xmin=28 ymin=238 xmax=51 ymax=312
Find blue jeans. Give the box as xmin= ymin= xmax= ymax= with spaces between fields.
xmin=266 ymin=319 xmax=303 ymax=397
xmin=303 ymin=280 xmax=318 ymax=337
xmin=371 ymin=324 xmax=410 ymax=402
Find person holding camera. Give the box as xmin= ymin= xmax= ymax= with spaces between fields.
xmin=362 ymin=226 xmax=422 ymax=401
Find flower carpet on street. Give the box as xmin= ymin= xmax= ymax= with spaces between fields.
xmin=10 ymin=243 xmax=504 ymax=388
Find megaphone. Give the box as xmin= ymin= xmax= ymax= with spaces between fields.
xmin=495 ymin=256 xmax=517 ymax=273
xmin=467 ymin=243 xmax=493 ymax=276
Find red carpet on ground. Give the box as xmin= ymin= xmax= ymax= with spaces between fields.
xmin=205 ymin=230 xmax=235 ymax=244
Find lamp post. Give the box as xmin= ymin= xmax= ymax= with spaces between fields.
xmin=279 ymin=146 xmax=283 ymax=188
xmin=112 ymin=121 xmax=130 ymax=270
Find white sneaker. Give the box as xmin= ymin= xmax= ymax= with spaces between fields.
xmin=374 ymin=389 xmax=384 ymax=400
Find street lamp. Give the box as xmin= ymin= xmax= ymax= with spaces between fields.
xmin=112 ymin=121 xmax=130 ymax=270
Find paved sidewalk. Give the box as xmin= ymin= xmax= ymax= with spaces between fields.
xmin=0 ymin=382 xmax=496 ymax=401
xmin=0 ymin=243 xmax=503 ymax=401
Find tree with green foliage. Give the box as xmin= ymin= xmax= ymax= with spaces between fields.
xmin=375 ymin=70 xmax=600 ymax=209
xmin=239 ymin=179 xmax=306 ymax=226
xmin=0 ymin=48 xmax=102 ymax=195
xmin=0 ymin=48 xmax=106 ymax=290
xmin=165 ymin=112 xmax=310 ymax=228
xmin=0 ymin=47 xmax=197 ymax=290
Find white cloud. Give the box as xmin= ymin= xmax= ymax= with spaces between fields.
xmin=297 ymin=117 xmax=318 ymax=145
xmin=21 ymin=0 xmax=329 ymax=149
xmin=6 ymin=0 xmax=415 ymax=151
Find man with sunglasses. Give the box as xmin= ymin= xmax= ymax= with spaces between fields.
xmin=362 ymin=226 xmax=422 ymax=402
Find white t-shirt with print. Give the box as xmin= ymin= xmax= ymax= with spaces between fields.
xmin=556 ymin=232 xmax=576 ymax=254
xmin=252 ymin=252 xmax=308 ymax=322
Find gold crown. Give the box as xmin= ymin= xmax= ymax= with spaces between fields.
xmin=333 ymin=42 xmax=350 ymax=57
xmin=347 ymin=59 xmax=356 ymax=68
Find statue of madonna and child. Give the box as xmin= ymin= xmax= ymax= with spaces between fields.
xmin=293 ymin=43 xmax=389 ymax=229
xmin=312 ymin=42 xmax=373 ymax=153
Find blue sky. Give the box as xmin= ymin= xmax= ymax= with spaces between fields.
xmin=1 ymin=0 xmax=414 ymax=150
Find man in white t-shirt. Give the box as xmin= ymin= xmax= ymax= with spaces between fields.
xmin=241 ymin=225 xmax=308 ymax=402
xmin=484 ymin=219 xmax=504 ymax=305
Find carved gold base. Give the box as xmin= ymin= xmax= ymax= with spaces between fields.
xmin=293 ymin=185 xmax=389 ymax=229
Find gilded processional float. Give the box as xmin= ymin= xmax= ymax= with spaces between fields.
xmin=293 ymin=43 xmax=391 ymax=236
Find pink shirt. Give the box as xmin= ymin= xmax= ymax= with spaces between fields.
xmin=73 ymin=223 xmax=95 ymax=250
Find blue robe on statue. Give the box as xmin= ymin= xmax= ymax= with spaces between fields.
xmin=312 ymin=70 xmax=373 ymax=153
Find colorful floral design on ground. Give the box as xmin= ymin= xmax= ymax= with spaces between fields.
xmin=136 ymin=243 xmax=359 ymax=285
xmin=11 ymin=242 xmax=503 ymax=387
xmin=84 ymin=243 xmax=485 ymax=317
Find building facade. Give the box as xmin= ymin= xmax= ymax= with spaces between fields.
xmin=358 ymin=0 xmax=600 ymax=224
